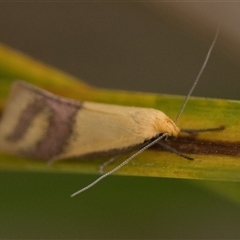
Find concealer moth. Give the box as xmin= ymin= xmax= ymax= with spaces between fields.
xmin=0 ymin=27 xmax=220 ymax=197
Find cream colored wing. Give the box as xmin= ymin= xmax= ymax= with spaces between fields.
xmin=0 ymin=81 xmax=179 ymax=160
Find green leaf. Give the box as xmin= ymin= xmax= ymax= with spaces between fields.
xmin=0 ymin=42 xmax=239 ymax=184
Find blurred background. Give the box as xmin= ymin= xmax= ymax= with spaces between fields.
xmin=0 ymin=2 xmax=240 ymax=239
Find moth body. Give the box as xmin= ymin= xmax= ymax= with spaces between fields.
xmin=0 ymin=81 xmax=179 ymax=160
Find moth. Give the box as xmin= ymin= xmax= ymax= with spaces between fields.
xmin=0 ymin=27 xmax=221 ymax=197
xmin=0 ymin=80 xmax=182 ymax=160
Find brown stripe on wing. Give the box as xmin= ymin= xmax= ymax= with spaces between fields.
xmin=33 ymin=96 xmax=81 ymax=159
xmin=6 ymin=99 xmax=45 ymax=142
xmin=5 ymin=81 xmax=83 ymax=160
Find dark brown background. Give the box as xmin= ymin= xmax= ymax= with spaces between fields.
xmin=0 ymin=3 xmax=239 ymax=99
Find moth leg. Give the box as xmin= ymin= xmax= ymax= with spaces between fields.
xmin=181 ymin=125 xmax=225 ymax=135
xmin=157 ymin=141 xmax=193 ymax=160
xmin=99 ymin=155 xmax=121 ymax=174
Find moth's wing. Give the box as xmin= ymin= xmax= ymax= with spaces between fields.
xmin=0 ymin=81 xmax=58 ymax=159
xmin=61 ymin=102 xmax=152 ymax=160
xmin=0 ymin=81 xmax=154 ymax=160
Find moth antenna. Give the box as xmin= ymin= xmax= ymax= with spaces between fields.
xmin=71 ymin=26 xmax=221 ymax=197
xmin=71 ymin=133 xmax=168 ymax=197
xmin=175 ymin=25 xmax=220 ymax=123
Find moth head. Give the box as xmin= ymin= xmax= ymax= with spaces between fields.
xmin=154 ymin=114 xmax=180 ymax=138
xmin=133 ymin=108 xmax=180 ymax=140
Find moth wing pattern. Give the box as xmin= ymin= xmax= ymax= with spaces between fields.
xmin=0 ymin=81 xmax=175 ymax=160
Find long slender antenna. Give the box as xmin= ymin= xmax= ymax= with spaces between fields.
xmin=71 ymin=134 xmax=167 ymax=197
xmin=175 ymin=26 xmax=220 ymax=123
xmin=71 ymin=27 xmax=220 ymax=197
